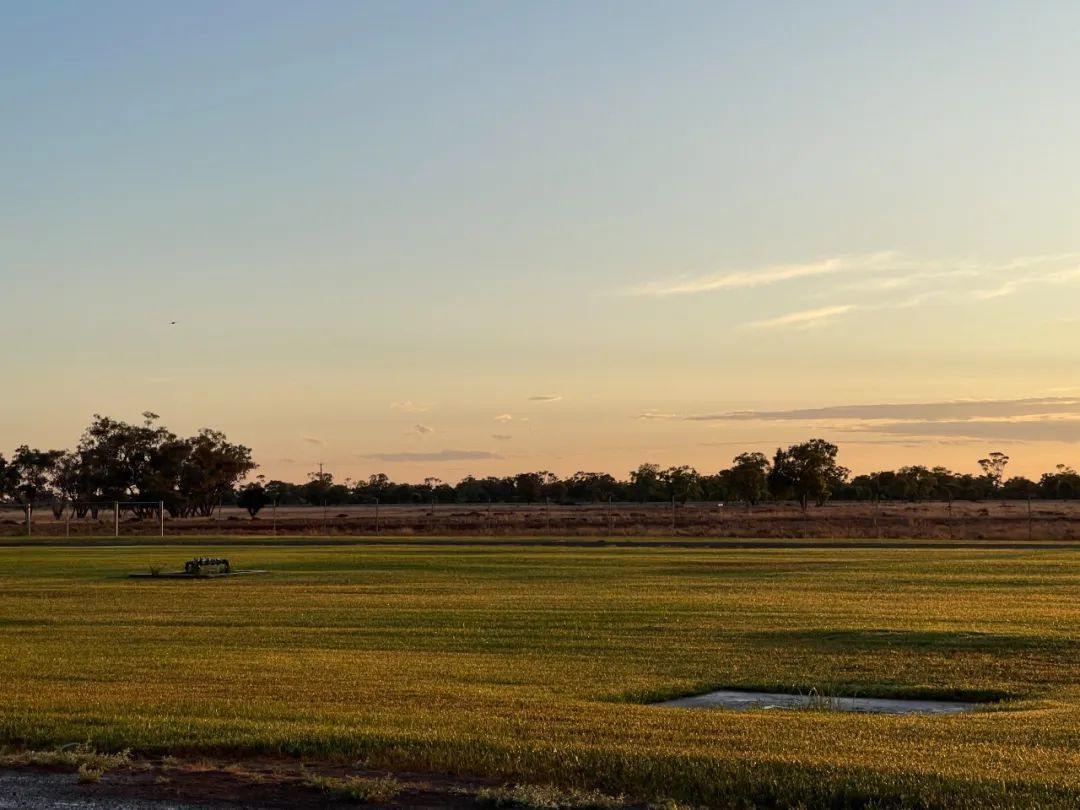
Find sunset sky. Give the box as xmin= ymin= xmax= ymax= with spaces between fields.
xmin=4 ymin=1 xmax=1080 ymax=482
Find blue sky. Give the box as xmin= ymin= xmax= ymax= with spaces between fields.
xmin=4 ymin=1 xmax=1080 ymax=480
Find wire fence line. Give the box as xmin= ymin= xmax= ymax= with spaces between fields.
xmin=0 ymin=501 xmax=166 ymax=538
xmin=2 ymin=498 xmax=1079 ymax=541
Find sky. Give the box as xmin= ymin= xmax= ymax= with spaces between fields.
xmin=3 ymin=0 xmax=1080 ymax=483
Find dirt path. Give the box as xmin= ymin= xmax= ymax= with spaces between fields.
xmin=0 ymin=769 xmax=226 ymax=809
xmin=0 ymin=760 xmax=488 ymax=810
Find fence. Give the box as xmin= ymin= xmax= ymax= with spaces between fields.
xmin=1 ymin=498 xmax=1078 ymax=541
xmin=0 ymin=501 xmax=166 ymax=538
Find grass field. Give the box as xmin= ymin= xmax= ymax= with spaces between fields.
xmin=1 ymin=540 xmax=1078 ymax=808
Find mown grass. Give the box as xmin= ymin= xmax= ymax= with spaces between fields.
xmin=0 ymin=541 xmax=1078 ymax=808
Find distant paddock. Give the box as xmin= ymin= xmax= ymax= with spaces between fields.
xmin=2 ymin=499 xmax=1078 ymax=540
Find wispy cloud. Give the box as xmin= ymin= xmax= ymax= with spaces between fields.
xmin=638 ymin=410 xmax=680 ymax=421
xmin=839 ymin=268 xmax=981 ymax=293
xmin=630 ymin=251 xmax=1080 ymax=299
xmin=390 ymin=401 xmax=431 ymax=413
xmin=361 ymin=449 xmax=503 ymax=462
xmin=624 ymin=253 xmax=898 ymax=296
xmin=639 ymin=397 xmax=1080 ymax=443
xmin=841 ymin=418 xmax=1080 ymax=443
xmin=645 ymin=397 xmax=1080 ymax=423
xmin=529 ymin=395 xmax=563 ymax=402
xmin=302 ymin=434 xmax=324 ymax=446
xmin=414 ymin=424 xmax=434 ymax=435
xmin=491 ymin=434 xmax=513 ymax=441
xmin=494 ymin=414 xmax=514 ymax=422
xmin=747 ymin=305 xmax=855 ymax=330
xmin=625 ymin=251 xmax=1080 ymax=330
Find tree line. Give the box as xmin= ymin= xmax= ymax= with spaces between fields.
xmin=3 ymin=414 xmax=1078 ymax=517
xmin=0 ymin=413 xmax=254 ymax=517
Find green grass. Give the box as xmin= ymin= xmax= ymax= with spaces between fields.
xmin=0 ymin=540 xmax=1078 ymax=808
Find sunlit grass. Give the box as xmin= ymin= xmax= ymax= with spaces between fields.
xmin=1 ymin=542 xmax=1078 ymax=807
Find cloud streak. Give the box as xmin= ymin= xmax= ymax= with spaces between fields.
xmin=624 ymin=253 xmax=898 ymax=296
xmin=660 ymin=397 xmax=1080 ymax=423
xmin=391 ymin=401 xmax=431 ymax=413
xmin=746 ymin=305 xmax=855 ymax=330
xmin=639 ymin=397 xmax=1080 ymax=443
xmin=841 ymin=418 xmax=1080 ymax=443
xmin=625 ymin=251 xmax=1080 ymax=330
xmin=529 ymin=395 xmax=563 ymax=402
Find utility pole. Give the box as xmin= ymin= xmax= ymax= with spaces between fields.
xmin=319 ymin=463 xmax=327 ymax=535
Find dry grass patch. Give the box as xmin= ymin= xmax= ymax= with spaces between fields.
xmin=303 ymin=771 xmax=402 ymax=803
xmin=477 ymin=784 xmax=626 ymax=809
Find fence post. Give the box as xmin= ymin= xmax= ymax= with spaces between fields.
xmin=160 ymin=500 xmax=165 ymax=537
xmin=671 ymin=495 xmax=676 ymax=533
xmin=65 ymin=505 xmax=70 ymax=538
xmin=375 ymin=497 xmax=380 ymax=535
xmin=114 ymin=502 xmax=119 ymax=538
xmin=1028 ymin=496 xmax=1033 ymax=541
xmin=272 ymin=499 xmax=278 ymax=536
xmin=26 ymin=504 xmax=31 ymax=537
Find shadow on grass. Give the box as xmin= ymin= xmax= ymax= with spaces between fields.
xmin=606 ymin=629 xmax=1067 ymax=706
xmin=748 ymin=628 xmax=1078 ymax=656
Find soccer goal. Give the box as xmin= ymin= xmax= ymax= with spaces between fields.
xmin=65 ymin=500 xmax=168 ymax=537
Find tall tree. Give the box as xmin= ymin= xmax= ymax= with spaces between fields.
xmin=659 ymin=465 xmax=701 ymax=505
xmin=629 ymin=463 xmax=662 ymax=503
xmin=7 ymin=446 xmax=65 ymax=504
xmin=978 ymin=452 xmax=1010 ymax=492
xmin=236 ymin=478 xmax=271 ymax=518
xmin=514 ymin=472 xmax=543 ymax=503
xmin=772 ymin=439 xmax=847 ymax=509
xmin=178 ymin=429 xmax=256 ymax=516
xmin=726 ymin=452 xmax=770 ymax=505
